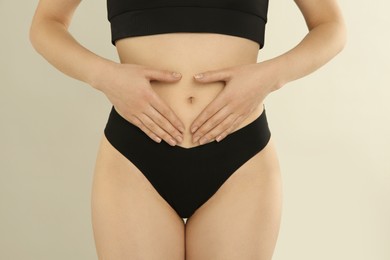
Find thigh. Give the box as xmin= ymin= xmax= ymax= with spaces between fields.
xmin=185 ymin=137 xmax=283 ymax=260
xmin=91 ymin=134 xmax=185 ymax=260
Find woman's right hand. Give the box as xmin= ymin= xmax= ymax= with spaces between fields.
xmin=92 ymin=62 xmax=185 ymax=146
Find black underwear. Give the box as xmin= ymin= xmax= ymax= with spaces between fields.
xmin=104 ymin=105 xmax=271 ymax=219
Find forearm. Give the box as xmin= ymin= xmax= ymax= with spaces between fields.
xmin=266 ymin=20 xmax=347 ymax=91
xmin=29 ymin=17 xmax=115 ymax=90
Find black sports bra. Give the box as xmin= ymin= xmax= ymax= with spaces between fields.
xmin=107 ymin=0 xmax=269 ymax=49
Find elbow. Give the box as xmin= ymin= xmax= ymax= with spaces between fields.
xmin=29 ymin=28 xmax=37 ymax=51
xmin=329 ymin=15 xmax=348 ymax=55
xmin=336 ymin=20 xmax=348 ymax=54
xmin=29 ymin=19 xmax=41 ymax=53
xmin=308 ymin=18 xmax=348 ymax=55
xmin=29 ymin=17 xmax=52 ymax=53
xmin=319 ymin=20 xmax=348 ymax=57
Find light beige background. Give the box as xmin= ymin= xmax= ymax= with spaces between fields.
xmin=1 ymin=0 xmax=389 ymax=259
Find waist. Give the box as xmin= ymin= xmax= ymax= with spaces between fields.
xmin=115 ymin=33 xmax=263 ymax=145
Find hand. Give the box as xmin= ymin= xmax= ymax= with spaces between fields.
xmin=94 ymin=62 xmax=185 ymax=146
xmin=190 ymin=61 xmax=282 ymax=144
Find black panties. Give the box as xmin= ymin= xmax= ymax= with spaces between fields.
xmin=104 ymin=105 xmax=271 ymax=219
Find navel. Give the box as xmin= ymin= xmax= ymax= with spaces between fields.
xmin=187 ymin=96 xmax=195 ymax=104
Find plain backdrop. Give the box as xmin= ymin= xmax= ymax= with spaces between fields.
xmin=1 ymin=0 xmax=389 ymax=259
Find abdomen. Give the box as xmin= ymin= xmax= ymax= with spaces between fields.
xmin=115 ymin=32 xmax=262 ymax=147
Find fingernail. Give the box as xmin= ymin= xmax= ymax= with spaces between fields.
xmin=191 ymin=126 xmax=198 ymax=133
xmin=176 ymin=135 xmax=183 ymax=143
xmin=178 ymin=126 xmax=185 ymax=133
xmin=199 ymin=138 xmax=207 ymax=145
xmin=169 ymin=138 xmax=177 ymax=146
xmin=172 ymin=72 xmax=181 ymax=78
xmin=194 ymin=73 xmax=203 ymax=79
xmin=216 ymin=135 xmax=222 ymax=142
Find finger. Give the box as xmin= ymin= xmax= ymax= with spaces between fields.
xmin=149 ymin=91 xmax=186 ymax=133
xmin=130 ymin=116 xmax=162 ymax=144
xmin=192 ymin=106 xmax=231 ymax=143
xmin=196 ymin=113 xmax=237 ymax=145
xmin=138 ymin=113 xmax=178 ymax=146
xmin=215 ymin=115 xmax=245 ymax=143
xmin=144 ymin=105 xmax=184 ymax=143
xmin=190 ymin=93 xmax=229 ymax=134
xmin=144 ymin=68 xmax=182 ymax=82
xmin=193 ymin=68 xmax=232 ymax=83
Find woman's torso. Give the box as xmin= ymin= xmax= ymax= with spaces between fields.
xmin=115 ymin=33 xmax=264 ymax=148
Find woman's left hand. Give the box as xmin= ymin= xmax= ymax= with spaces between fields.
xmin=190 ymin=60 xmax=282 ymax=145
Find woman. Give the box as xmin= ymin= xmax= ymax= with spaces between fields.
xmin=29 ymin=0 xmax=346 ymax=259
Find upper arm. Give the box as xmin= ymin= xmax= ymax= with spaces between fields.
xmin=293 ymin=0 xmax=345 ymax=30
xmin=31 ymin=0 xmax=82 ymax=28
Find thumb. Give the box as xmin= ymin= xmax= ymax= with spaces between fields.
xmin=193 ymin=69 xmax=231 ymax=83
xmin=144 ymin=69 xmax=182 ymax=82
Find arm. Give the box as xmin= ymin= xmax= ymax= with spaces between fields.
xmin=188 ymin=0 xmax=347 ymax=143
xmin=265 ymin=0 xmax=347 ymax=91
xmin=29 ymin=0 xmax=186 ymax=145
xmin=29 ymin=0 xmax=115 ymax=91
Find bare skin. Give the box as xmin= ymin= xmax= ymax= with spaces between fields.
xmin=92 ymin=33 xmax=278 ymax=259
xmin=30 ymin=0 xmax=346 ymax=259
